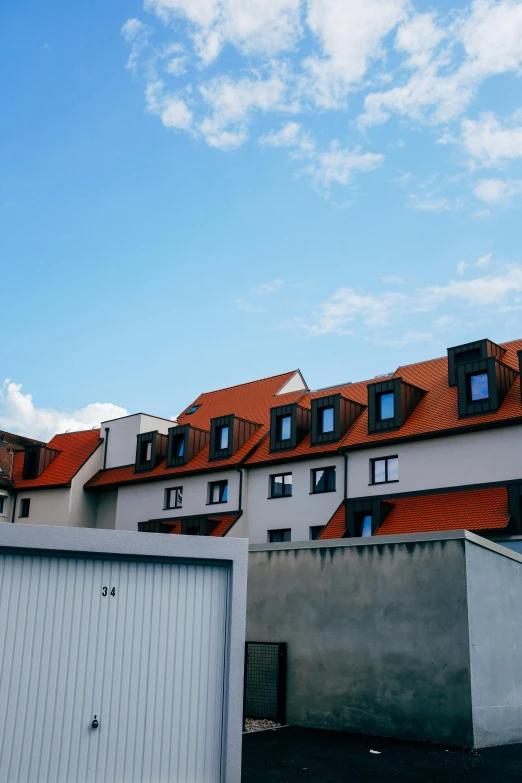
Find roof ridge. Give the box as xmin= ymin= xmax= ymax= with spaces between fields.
xmin=194 ymin=369 xmax=300 ymax=398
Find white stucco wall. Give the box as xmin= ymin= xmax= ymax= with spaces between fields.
xmin=95 ymin=491 xmax=118 ymax=529
xmin=347 ymin=425 xmax=522 ymax=498
xmin=101 ymin=414 xmax=173 ymax=470
xmin=114 ymin=470 xmax=241 ymax=531
xmin=68 ymin=444 xmax=103 ymax=528
xmin=243 ymin=456 xmax=345 ymax=544
xmin=0 ymin=489 xmax=13 ymax=523
xmin=15 ymin=489 xmax=70 ymax=526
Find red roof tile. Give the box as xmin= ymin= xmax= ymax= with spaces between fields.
xmin=13 ymin=429 xmax=102 ymax=489
xmin=167 ymin=513 xmax=240 ymax=537
xmin=319 ymin=487 xmax=510 ymax=540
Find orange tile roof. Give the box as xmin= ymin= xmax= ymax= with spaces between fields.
xmin=13 ymin=429 xmax=102 ymax=489
xmin=86 ymin=371 xmax=306 ymax=491
xmin=375 ymin=487 xmax=509 ymax=536
xmin=167 ymin=513 xmax=240 ymax=537
xmin=319 ymin=487 xmax=510 ymax=539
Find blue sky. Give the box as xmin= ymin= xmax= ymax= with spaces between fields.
xmin=2 ymin=0 xmax=522 ymax=439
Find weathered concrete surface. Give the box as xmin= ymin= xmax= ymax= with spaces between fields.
xmin=247 ymin=538 xmax=473 ymax=747
xmin=466 ymin=540 xmax=522 ymax=748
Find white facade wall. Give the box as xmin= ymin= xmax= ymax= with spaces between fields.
xmin=68 ymin=444 xmax=103 ymax=528
xmin=96 ymin=491 xmax=118 ymax=529
xmin=243 ymin=456 xmax=345 ymax=544
xmin=101 ymin=414 xmax=173 ymax=470
xmin=114 ymin=470 xmax=241 ymax=531
xmin=15 ymin=489 xmax=70 ymax=526
xmin=347 ymin=425 xmax=522 ymax=498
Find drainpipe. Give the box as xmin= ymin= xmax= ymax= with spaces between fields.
xmin=103 ymin=427 xmax=110 ymax=470
xmin=236 ymin=467 xmax=243 ymax=511
xmin=11 ymin=491 xmax=17 ymax=523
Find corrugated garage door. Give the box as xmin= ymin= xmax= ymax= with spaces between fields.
xmin=0 ymin=554 xmax=229 ymax=783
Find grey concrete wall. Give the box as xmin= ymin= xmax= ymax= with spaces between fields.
xmin=465 ymin=539 xmax=522 ymax=748
xmin=247 ymin=537 xmax=473 ymax=746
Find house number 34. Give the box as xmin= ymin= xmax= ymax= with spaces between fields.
xmin=102 ymin=587 xmax=116 ymax=597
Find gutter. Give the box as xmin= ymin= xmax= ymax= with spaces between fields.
xmin=11 ymin=491 xmax=16 ymax=523
xmin=236 ymin=467 xmax=243 ymax=511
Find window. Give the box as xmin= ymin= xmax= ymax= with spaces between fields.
xmin=186 ymin=405 xmax=201 ymax=415
xmin=277 ymin=415 xmax=292 ymax=442
xmin=378 ymin=392 xmax=394 ymax=421
xmin=311 ymin=466 xmax=336 ymax=493
xmin=170 ymin=435 xmax=185 ymax=460
xmin=320 ymin=406 xmax=334 ymax=434
xmin=19 ymin=498 xmax=30 ymax=518
xmin=165 ymin=486 xmax=183 ymax=510
xmin=371 ymin=456 xmax=399 ymax=484
xmin=217 ymin=425 xmax=229 ymax=450
xmin=309 ymin=525 xmax=324 ymax=540
xmin=268 ymin=529 xmax=291 ymax=543
xmin=185 ymin=520 xmax=201 ymax=536
xmin=208 ymin=480 xmax=228 ymax=504
xmin=0 ymin=496 xmax=5 ymax=515
xmin=469 ymin=372 xmax=489 ymax=402
xmin=139 ymin=440 xmax=152 ymax=464
xmin=269 ymin=473 xmax=292 ymax=498
xmin=361 ymin=514 xmax=372 ymax=537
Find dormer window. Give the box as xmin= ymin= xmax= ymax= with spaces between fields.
xmin=311 ymin=394 xmax=365 ymax=446
xmin=22 ymin=444 xmax=59 ymax=480
xmin=166 ymin=424 xmax=209 ymax=468
xmin=270 ymin=404 xmax=311 ymax=453
xmin=469 ymin=372 xmax=489 ymax=402
xmin=135 ymin=431 xmax=168 ymax=473
xmin=368 ymin=378 xmax=424 ymax=434
xmin=209 ymin=415 xmax=260 ymax=460
xmin=378 ymin=392 xmax=394 ymax=421
xmin=447 ymin=339 xmax=505 ymax=386
xmin=456 ymin=355 xmax=517 ymax=417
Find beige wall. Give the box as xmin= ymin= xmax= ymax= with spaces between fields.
xmin=95 ymin=491 xmax=118 ymax=529
xmin=15 ymin=489 xmax=70 ymax=526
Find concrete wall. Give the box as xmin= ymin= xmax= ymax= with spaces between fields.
xmin=247 ymin=535 xmax=473 ymax=746
xmin=244 ymin=456 xmax=344 ymax=544
xmin=465 ymin=539 xmax=522 ymax=748
xmin=347 ymin=425 xmax=522 ymax=498
xmin=114 ymin=469 xmax=240 ymax=531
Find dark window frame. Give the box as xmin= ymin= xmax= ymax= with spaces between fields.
xmin=467 ymin=371 xmax=489 ymax=402
xmin=310 ymin=466 xmax=336 ymax=494
xmin=0 ymin=495 xmax=6 ymax=515
xmin=164 ymin=486 xmax=183 ymax=510
xmin=186 ymin=404 xmax=201 ymax=415
xmin=268 ymin=472 xmax=293 ymax=499
xmin=268 ymin=528 xmax=291 ymax=543
xmin=19 ymin=498 xmax=30 ymax=518
xmin=370 ymin=455 xmax=399 ymax=485
xmin=309 ymin=525 xmax=324 ymax=540
xmin=207 ymin=479 xmax=228 ymax=505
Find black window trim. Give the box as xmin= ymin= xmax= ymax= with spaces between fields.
xmin=207 ymin=479 xmax=228 ymax=505
xmin=309 ymin=525 xmax=324 ymax=540
xmin=370 ymin=455 xmax=399 ymax=485
xmin=268 ymin=528 xmax=292 ymax=543
xmin=164 ymin=486 xmax=183 ymax=510
xmin=268 ymin=472 xmax=293 ymax=499
xmin=19 ymin=498 xmax=30 ymax=518
xmin=310 ymin=465 xmax=337 ymax=495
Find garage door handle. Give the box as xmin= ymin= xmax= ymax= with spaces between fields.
xmin=92 ymin=716 xmax=99 ymax=729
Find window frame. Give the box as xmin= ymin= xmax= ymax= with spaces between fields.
xmin=319 ymin=406 xmax=335 ymax=435
xmin=468 ymin=371 xmax=489 ymax=402
xmin=370 ymin=455 xmax=399 ymax=485
xmin=164 ymin=486 xmax=183 ymax=510
xmin=0 ymin=495 xmax=6 ymax=516
xmin=377 ymin=391 xmax=395 ymax=422
xmin=207 ymin=479 xmax=228 ymax=505
xmin=268 ymin=528 xmax=291 ymax=543
xmin=309 ymin=525 xmax=324 ymax=540
xmin=19 ymin=498 xmax=30 ymax=518
xmin=268 ymin=472 xmax=293 ymax=499
xmin=310 ymin=466 xmax=336 ymax=494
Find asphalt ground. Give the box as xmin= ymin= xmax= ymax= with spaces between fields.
xmin=242 ymin=725 xmax=522 ymax=782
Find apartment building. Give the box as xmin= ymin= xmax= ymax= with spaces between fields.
xmin=6 ymin=337 xmax=522 ymax=544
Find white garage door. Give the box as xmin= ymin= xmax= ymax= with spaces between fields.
xmin=0 ymin=553 xmax=229 ymax=783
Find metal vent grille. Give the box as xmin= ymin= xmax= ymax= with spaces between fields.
xmin=244 ymin=642 xmax=286 ymax=724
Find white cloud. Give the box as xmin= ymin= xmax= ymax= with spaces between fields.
xmin=145 ymin=79 xmax=192 ymax=130
xmin=395 ymin=13 xmax=445 ymax=69
xmin=259 ymin=122 xmax=315 ymax=157
xmin=461 ymin=113 xmax=522 ymax=167
xmin=304 ymin=0 xmax=406 ymax=108
xmin=408 ymin=192 xmax=450 ymax=212
xmin=457 ymin=261 xmax=468 ymax=275
xmin=121 ymin=18 xmax=152 ymax=72
xmin=305 ymin=141 xmax=383 ymax=189
xmin=476 ymin=252 xmax=491 ymax=267
xmin=473 ymin=178 xmax=522 ymax=204
xmin=144 ymin=0 xmax=302 ymax=64
xmin=301 ymin=260 xmax=522 ymax=335
xmin=0 ymin=380 xmax=128 ymax=442
xmin=253 ymin=279 xmax=283 ymax=295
